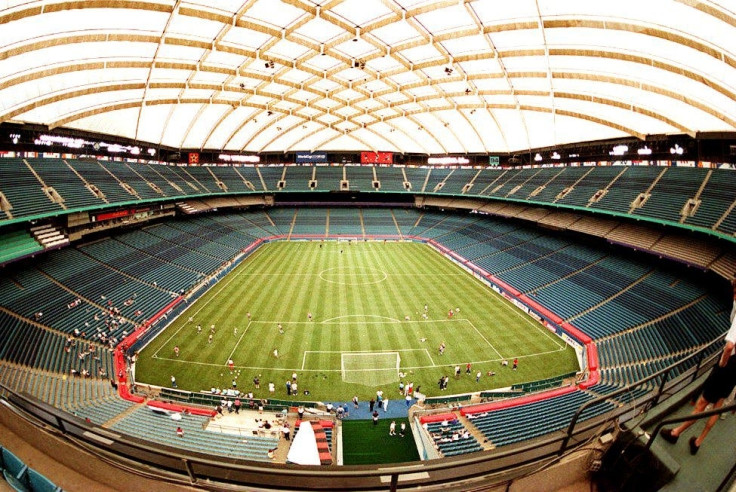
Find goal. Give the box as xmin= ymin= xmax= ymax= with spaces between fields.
xmin=337 ymin=237 xmax=358 ymax=243
xmin=341 ymin=352 xmax=400 ymax=386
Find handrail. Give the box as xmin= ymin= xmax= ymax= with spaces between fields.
xmin=645 ymin=401 xmax=736 ymax=452
xmin=559 ymin=337 xmax=721 ymax=453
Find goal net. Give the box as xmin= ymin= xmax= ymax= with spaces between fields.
xmin=337 ymin=237 xmax=358 ymax=243
xmin=341 ymin=352 xmax=400 ymax=386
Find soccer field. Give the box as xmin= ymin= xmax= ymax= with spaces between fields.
xmin=135 ymin=241 xmax=579 ymax=402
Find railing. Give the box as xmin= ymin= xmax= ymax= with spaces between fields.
xmin=559 ymin=337 xmax=721 ymax=454
xmin=0 ymin=335 xmax=724 ymax=491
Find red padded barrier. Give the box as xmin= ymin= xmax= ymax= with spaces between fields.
xmin=419 ymin=413 xmax=457 ymax=424
xmin=460 ymin=385 xmax=577 ymax=416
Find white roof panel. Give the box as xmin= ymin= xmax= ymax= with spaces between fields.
xmin=0 ymin=0 xmax=734 ymax=153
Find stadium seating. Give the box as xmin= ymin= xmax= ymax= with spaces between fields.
xmin=0 ymin=229 xmax=43 ymax=265
xmin=0 ymin=192 xmax=733 ymax=466
xmin=423 ymin=418 xmax=482 ymax=456
xmin=110 ymin=407 xmax=279 ymax=461
xmin=465 ymin=390 xmax=614 ymax=447
xmin=328 ymin=208 xmax=363 ymax=236
xmin=0 ymin=159 xmax=61 ymax=219
xmin=1 ymin=446 xmax=62 ymax=492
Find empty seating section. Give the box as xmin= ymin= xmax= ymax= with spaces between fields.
xmin=408 ymin=211 xmax=451 ymax=237
xmin=361 ymin=209 xmax=400 ymax=236
xmin=225 ymin=211 xmax=283 ymax=236
xmin=424 ymin=168 xmax=453 ymax=193
xmin=593 ymin=166 xmax=660 ymax=214
xmin=66 ymin=160 xmax=134 ymax=203
xmin=375 ymin=166 xmax=406 ymax=192
xmin=177 ymin=167 xmax=219 ymax=194
xmin=635 ymin=167 xmax=708 ymax=222
xmin=129 ymin=165 xmax=182 ymax=196
xmin=172 ymin=217 xmax=258 ymax=252
xmin=116 ymin=227 xmax=223 ymax=274
xmin=0 ymin=159 xmax=60 ymax=218
xmin=283 ymin=166 xmax=313 ymax=191
xmin=467 ymin=391 xmax=613 ymax=447
xmin=328 ymin=208 xmax=362 ymax=236
xmin=146 ymin=221 xmax=239 ymax=262
xmin=509 ymin=168 xmax=552 ymax=199
xmin=209 ymin=166 xmax=253 ymax=193
xmin=257 ymin=167 xmax=283 ymax=191
xmin=483 ymin=168 xmax=526 ymax=197
xmin=28 ymin=159 xmax=103 ymax=209
xmin=404 ymin=167 xmax=429 ymax=192
xmin=470 ymin=168 xmax=506 ymax=196
xmin=533 ymin=256 xmax=650 ymax=321
xmin=497 ymin=244 xmax=606 ymax=293
xmin=314 ymin=166 xmax=343 ymax=191
xmin=0 ymin=230 xmax=42 ymax=264
xmin=36 ymin=248 xmax=172 ymax=320
xmin=110 ymin=407 xmax=279 ymax=461
xmin=154 ymin=166 xmax=200 ymax=194
xmin=231 ymin=167 xmax=265 ymax=191
xmin=718 ymin=207 xmax=736 ymax=236
xmin=439 ymin=169 xmax=477 ymax=195
xmin=0 ymin=159 xmax=733 ymax=244
xmin=686 ymin=170 xmax=736 ymax=229
xmin=423 ymin=419 xmax=482 ymax=456
xmin=392 ymin=209 xmax=420 ymax=235
xmin=519 ymin=168 xmax=572 ymax=203
xmin=345 ymin=166 xmax=375 ymax=191
xmin=99 ymin=162 xmax=161 ymax=200
xmin=292 ymin=208 xmax=327 ymax=235
xmin=80 ymin=238 xmax=201 ymax=293
xmin=265 ymin=208 xmax=296 ymax=232
xmin=557 ymin=166 xmax=621 ymax=208
xmin=72 ymin=397 xmax=137 ymax=425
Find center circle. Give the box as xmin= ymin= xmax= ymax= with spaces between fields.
xmin=318 ymin=267 xmax=388 ymax=285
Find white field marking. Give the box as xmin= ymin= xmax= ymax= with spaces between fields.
xmin=318 ymin=267 xmax=388 ymax=286
xmin=462 ymin=263 xmax=566 ymax=349
xmin=151 ymin=346 xmax=567 ymax=373
xmin=226 ymin=321 xmax=251 ymax=363
xmin=304 ymin=349 xmax=431 ymax=353
xmin=465 ymin=319 xmax=504 ymax=360
xmin=320 ymin=315 xmax=402 ymax=324
xmin=241 ymin=318 xmax=472 ymax=325
xmin=152 ymin=244 xmax=270 ymax=358
xmin=424 ymin=348 xmax=437 ymax=367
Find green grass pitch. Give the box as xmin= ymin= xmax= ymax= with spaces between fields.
xmin=135 ymin=241 xmax=579 ymax=402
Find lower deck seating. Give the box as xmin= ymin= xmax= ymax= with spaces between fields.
xmin=110 ymin=407 xmax=279 ymax=461
xmin=465 ymin=391 xmax=614 ymax=447
xmin=423 ymin=419 xmax=482 ymax=456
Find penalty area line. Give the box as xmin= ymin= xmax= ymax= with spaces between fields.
xmin=227 ymin=321 xmax=251 ymax=363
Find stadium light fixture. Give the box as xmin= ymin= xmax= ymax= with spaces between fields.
xmin=534 ymin=153 xmax=542 ymax=161
xmin=551 ymin=151 xmax=561 ymax=160
xmin=609 ymin=145 xmax=628 ymax=156
xmin=670 ymin=143 xmax=684 ymax=155
xmin=637 ymin=146 xmax=652 ymax=155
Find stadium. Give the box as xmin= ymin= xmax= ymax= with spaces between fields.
xmin=0 ymin=1 xmax=735 ymax=491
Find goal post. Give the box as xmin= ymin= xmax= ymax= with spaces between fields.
xmin=341 ymin=352 xmax=400 ymax=386
xmin=337 ymin=237 xmax=358 ymax=243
